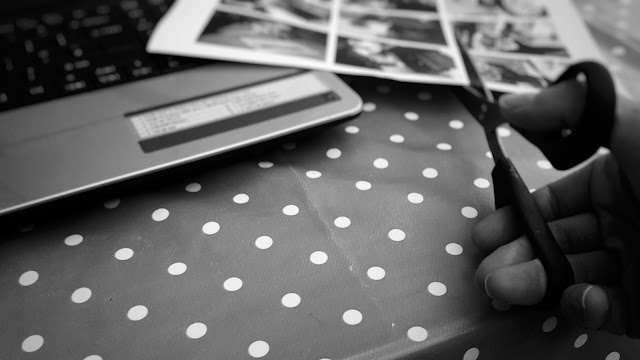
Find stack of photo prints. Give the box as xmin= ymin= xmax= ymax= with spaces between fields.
xmin=150 ymin=0 xmax=602 ymax=93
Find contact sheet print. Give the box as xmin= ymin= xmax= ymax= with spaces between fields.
xmin=148 ymin=0 xmax=604 ymax=92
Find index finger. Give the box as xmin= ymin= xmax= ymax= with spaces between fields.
xmin=472 ymin=156 xmax=596 ymax=252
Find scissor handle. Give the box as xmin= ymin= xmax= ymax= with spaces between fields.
xmin=514 ymin=61 xmax=616 ymax=170
xmin=492 ymin=157 xmax=575 ymax=307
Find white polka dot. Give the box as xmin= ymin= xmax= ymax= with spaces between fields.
xmin=326 ymin=148 xmax=342 ymax=159
xmin=373 ymin=158 xmax=388 ymax=169
xmin=152 ymin=208 xmax=169 ymax=221
xmin=529 ymin=188 xmax=536 ymax=193
xmin=345 ymin=125 xmax=360 ymax=134
xmin=306 ymin=170 xmax=322 ymax=179
xmin=342 ymin=309 xmax=363 ymax=325
xmin=84 ymin=356 xmax=102 ymax=360
xmin=445 ymin=243 xmax=463 ymax=255
xmin=233 ymin=193 xmax=249 ymax=204
xmin=334 ymin=216 xmax=351 ymax=228
xmin=223 ymin=277 xmax=243 ymax=292
xmin=186 ymin=322 xmax=207 ymax=339
xmin=281 ymin=293 xmax=301 ymax=308
xmin=461 ymin=206 xmax=478 ymax=219
xmin=428 ymin=282 xmax=447 ymax=296
xmin=376 ymin=84 xmax=390 ymax=93
xmin=281 ymin=142 xmax=296 ymax=150
xmin=71 ymin=287 xmax=92 ymax=304
xmin=407 ymin=193 xmax=424 ymax=204
xmin=367 ymin=266 xmax=385 ymax=280
xmin=537 ymin=160 xmax=553 ymax=170
xmin=474 ymin=178 xmax=491 ymax=188
xmin=255 ymin=236 xmax=273 ymax=249
xmin=612 ymin=46 xmax=627 ymax=57
xmin=114 ymin=248 xmax=134 ymax=260
xmin=104 ymin=198 xmax=120 ymax=209
xmin=19 ymin=270 xmax=39 ymax=286
xmin=605 ymin=351 xmax=620 ymax=360
xmin=185 ymin=183 xmax=201 ymax=192
xmin=492 ymin=299 xmax=511 ymax=311
xmin=127 ymin=305 xmax=148 ymax=321
xmin=407 ymin=326 xmax=428 ymax=342
xmin=65 ymin=234 xmax=83 ymax=246
xmin=497 ymin=127 xmax=512 ymax=137
xmin=388 ymin=229 xmax=406 ymax=241
xmin=310 ymin=251 xmax=328 ymax=265
xmin=356 ymin=181 xmax=371 ymax=191
xmin=168 ymin=262 xmax=187 ymax=275
xmin=363 ymin=102 xmax=376 ymax=112
xmin=486 ymin=151 xmax=493 ymax=159
xmin=417 ymin=91 xmax=432 ymax=100
xmin=542 ymin=316 xmax=557 ymax=332
xmin=22 ymin=335 xmax=44 ymax=353
xmin=202 ymin=221 xmax=220 ymax=235
xmin=404 ymin=112 xmax=419 ymax=121
xmin=449 ymin=120 xmax=464 ymax=129
xmin=463 ymin=347 xmax=480 ymax=360
xmin=390 ymin=134 xmax=405 ymax=143
xmin=597 ymin=147 xmax=610 ymax=155
xmin=574 ymin=333 xmax=588 ymax=348
xmin=248 ymin=340 xmax=269 ymax=358
xmin=283 ymin=205 xmax=299 ymax=216
xmin=258 ymin=161 xmax=274 ymax=168
xmin=422 ymin=168 xmax=438 ymax=178
xmin=437 ymin=143 xmax=452 ymax=151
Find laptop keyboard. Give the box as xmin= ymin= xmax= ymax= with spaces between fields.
xmin=0 ymin=0 xmax=209 ymax=112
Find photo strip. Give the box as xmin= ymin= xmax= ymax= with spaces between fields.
xmin=148 ymin=0 xmax=605 ymax=92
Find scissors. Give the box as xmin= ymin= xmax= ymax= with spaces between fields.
xmin=454 ymin=42 xmax=617 ymax=307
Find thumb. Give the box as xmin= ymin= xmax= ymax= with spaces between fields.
xmin=499 ymin=78 xmax=586 ymax=132
xmin=561 ymin=283 xmax=627 ymax=335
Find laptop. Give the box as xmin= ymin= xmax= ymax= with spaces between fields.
xmin=0 ymin=0 xmax=363 ymax=216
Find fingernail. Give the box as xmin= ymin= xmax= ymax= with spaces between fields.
xmin=499 ymin=93 xmax=534 ymax=111
xmin=484 ymin=273 xmax=495 ymax=300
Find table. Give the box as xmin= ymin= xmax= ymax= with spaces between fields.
xmin=2 ymin=2 xmax=640 ymax=359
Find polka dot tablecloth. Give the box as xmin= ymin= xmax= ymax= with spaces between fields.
xmin=2 ymin=77 xmax=638 ymax=359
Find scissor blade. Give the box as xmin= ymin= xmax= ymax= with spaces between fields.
xmin=456 ymin=37 xmax=495 ymax=103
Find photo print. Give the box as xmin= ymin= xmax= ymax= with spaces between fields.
xmin=336 ymin=36 xmax=456 ymax=77
xmin=219 ymin=0 xmax=332 ymax=28
xmin=454 ymin=19 xmax=569 ymax=56
xmin=198 ymin=11 xmax=327 ymax=60
xmin=473 ymin=55 xmax=545 ymax=88
xmin=445 ymin=0 xmax=547 ymax=18
xmin=338 ymin=13 xmax=447 ymax=45
xmin=341 ymin=0 xmax=438 ymax=13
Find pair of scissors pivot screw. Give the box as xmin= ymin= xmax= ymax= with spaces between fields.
xmin=455 ymin=42 xmax=617 ymax=306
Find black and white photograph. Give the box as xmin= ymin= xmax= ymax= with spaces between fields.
xmin=198 ymin=11 xmax=327 ymax=60
xmin=445 ymin=0 xmax=547 ymax=18
xmin=336 ymin=36 xmax=457 ymax=77
xmin=473 ymin=55 xmax=546 ymax=88
xmin=220 ymin=0 xmax=332 ymax=28
xmin=454 ymin=19 xmax=569 ymax=56
xmin=338 ymin=13 xmax=447 ymax=45
xmin=529 ymin=58 xmax=571 ymax=83
xmin=341 ymin=0 xmax=438 ymax=13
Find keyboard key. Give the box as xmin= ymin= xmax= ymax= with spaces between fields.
xmin=41 ymin=13 xmax=64 ymax=27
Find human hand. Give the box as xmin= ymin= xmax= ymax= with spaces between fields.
xmin=472 ymin=78 xmax=640 ymax=337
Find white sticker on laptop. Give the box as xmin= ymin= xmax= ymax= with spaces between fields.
xmin=127 ymin=71 xmax=338 ymax=152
